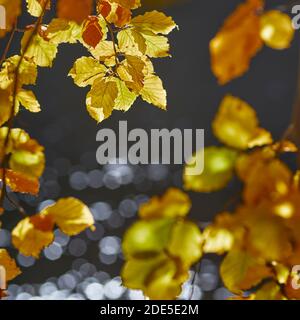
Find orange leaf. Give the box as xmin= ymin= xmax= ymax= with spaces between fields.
xmin=0 ymin=169 xmax=39 ymax=195
xmin=57 ymin=0 xmax=93 ymax=24
xmin=97 ymin=0 xmax=112 ymax=18
xmin=210 ymin=0 xmax=264 ymax=84
xmin=82 ymin=17 xmax=104 ymax=48
xmin=115 ymin=5 xmax=131 ymax=27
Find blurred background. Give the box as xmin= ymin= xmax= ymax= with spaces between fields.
xmin=0 ymin=0 xmax=298 ymax=300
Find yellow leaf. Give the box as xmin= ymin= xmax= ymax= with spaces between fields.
xmin=236 ymin=151 xmax=292 ymax=205
xmin=16 ymin=89 xmax=41 ymax=112
xmin=254 ymin=281 xmax=286 ymax=300
xmin=26 ymin=0 xmax=50 ymax=17
xmin=131 ymin=10 xmax=177 ymax=35
xmin=240 ymin=207 xmax=293 ymax=261
xmin=183 ymin=146 xmax=237 ymax=192
xmin=43 ymin=197 xmax=95 ymax=236
xmin=139 ymin=188 xmax=191 ymax=219
xmin=0 ymin=0 xmax=21 ymax=38
xmin=69 ymin=57 xmax=107 ymax=87
xmin=213 ymin=95 xmax=273 ymax=150
xmin=142 ymin=31 xmax=170 ymax=58
xmin=22 ymin=30 xmax=58 ymax=67
xmin=46 ymin=18 xmax=82 ymax=44
xmin=260 ymin=10 xmax=295 ymax=50
xmin=210 ymin=0 xmax=264 ymax=84
xmin=113 ymin=78 xmax=137 ymax=111
xmin=144 ymin=256 xmax=187 ymax=300
xmin=221 ymin=249 xmax=272 ymax=294
xmin=141 ymin=74 xmax=167 ymax=109
xmin=167 ymin=220 xmax=203 ymax=267
xmin=122 ymin=218 xmax=175 ymax=258
xmin=119 ymin=55 xmax=146 ymax=93
xmin=87 ymin=78 xmax=118 ymax=122
xmin=0 ymin=89 xmax=11 ymax=126
xmin=122 ymin=252 xmax=186 ymax=300
xmin=0 ymin=249 xmax=21 ymax=281
xmin=12 ymin=215 xmax=54 ymax=258
xmin=0 ymin=127 xmax=45 ymax=181
xmin=0 ymin=55 xmax=38 ymax=90
xmin=90 ymin=40 xmax=116 ymax=61
xmin=117 ymin=28 xmax=145 ymax=55
xmin=203 ymin=225 xmax=234 ymax=255
xmin=110 ymin=0 xmax=141 ymax=10
xmin=10 ymin=149 xmax=45 ymax=180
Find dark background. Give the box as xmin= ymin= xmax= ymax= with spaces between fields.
xmin=0 ymin=0 xmax=298 ymax=300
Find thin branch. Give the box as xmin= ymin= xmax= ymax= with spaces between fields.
xmin=105 ymin=18 xmax=119 ymax=66
xmin=0 ymin=21 xmax=17 ymax=66
xmin=0 ymin=0 xmax=50 ymax=212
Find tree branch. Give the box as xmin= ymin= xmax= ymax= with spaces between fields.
xmin=0 ymin=0 xmax=50 ymax=212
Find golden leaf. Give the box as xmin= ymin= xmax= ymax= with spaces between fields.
xmin=183 ymin=146 xmax=237 ymax=192
xmin=240 ymin=207 xmax=293 ymax=261
xmin=203 ymin=225 xmax=234 ymax=255
xmin=0 ymin=89 xmax=11 ymax=126
xmin=43 ymin=197 xmax=95 ymax=236
xmin=122 ymin=218 xmax=175 ymax=258
xmin=212 ymin=95 xmax=273 ymax=150
xmin=260 ymin=10 xmax=295 ymax=50
xmin=167 ymin=220 xmax=203 ymax=267
xmin=122 ymin=252 xmax=186 ymax=300
xmin=90 ymin=40 xmax=116 ymax=61
xmin=22 ymin=30 xmax=58 ymax=67
xmin=131 ymin=10 xmax=177 ymax=35
xmin=0 ymin=249 xmax=21 ymax=281
xmin=12 ymin=198 xmax=94 ymax=257
xmin=0 ymin=55 xmax=38 ymax=90
xmin=117 ymin=28 xmax=145 ymax=56
xmin=69 ymin=57 xmax=107 ymax=87
xmin=87 ymin=78 xmax=118 ymax=122
xmin=12 ymin=215 xmax=54 ymax=258
xmin=0 ymin=127 xmax=45 ymax=182
xmin=141 ymin=74 xmax=167 ymax=109
xmin=113 ymin=78 xmax=137 ymax=111
xmin=46 ymin=19 xmax=82 ymax=44
xmin=109 ymin=0 xmax=141 ymax=10
xmin=139 ymin=188 xmax=191 ymax=219
xmin=142 ymin=31 xmax=170 ymax=58
xmin=221 ymin=249 xmax=272 ymax=294
xmin=210 ymin=0 xmax=264 ymax=84
xmin=254 ymin=281 xmax=286 ymax=300
xmin=236 ymin=151 xmax=292 ymax=205
xmin=26 ymin=0 xmax=50 ymax=17
xmin=16 ymin=89 xmax=41 ymax=113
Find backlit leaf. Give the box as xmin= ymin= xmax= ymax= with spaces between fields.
xmin=212 ymin=95 xmax=273 ymax=150
xmin=0 ymin=249 xmax=21 ymax=281
xmin=260 ymin=10 xmax=294 ymax=50
xmin=183 ymin=146 xmax=237 ymax=192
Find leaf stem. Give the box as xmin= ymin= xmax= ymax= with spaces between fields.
xmin=105 ymin=18 xmax=119 ymax=66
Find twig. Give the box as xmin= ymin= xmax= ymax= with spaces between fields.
xmin=0 ymin=21 xmax=17 ymax=66
xmin=105 ymin=18 xmax=119 ymax=66
xmin=0 ymin=0 xmax=50 ymax=211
